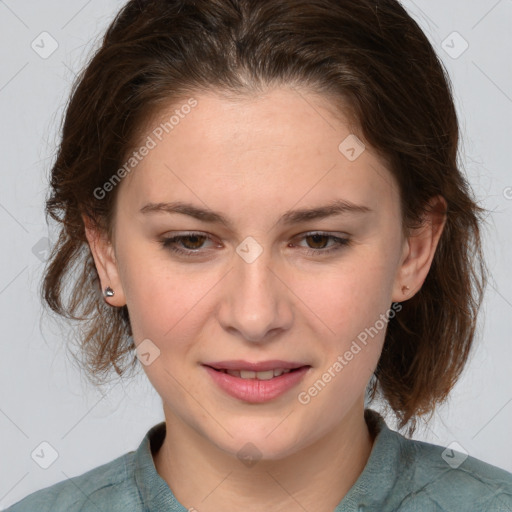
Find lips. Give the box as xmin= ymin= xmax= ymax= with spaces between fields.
xmin=204 ymin=364 xmax=311 ymax=402
xmin=203 ymin=360 xmax=308 ymax=372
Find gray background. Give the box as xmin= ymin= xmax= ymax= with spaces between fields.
xmin=0 ymin=0 xmax=511 ymax=507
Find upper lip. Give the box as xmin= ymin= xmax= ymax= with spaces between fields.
xmin=203 ymin=360 xmax=309 ymax=372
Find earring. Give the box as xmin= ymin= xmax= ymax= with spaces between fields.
xmin=104 ymin=286 xmax=115 ymax=297
xmin=401 ymin=285 xmax=410 ymax=295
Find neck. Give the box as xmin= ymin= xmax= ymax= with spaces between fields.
xmin=153 ymin=402 xmax=375 ymax=512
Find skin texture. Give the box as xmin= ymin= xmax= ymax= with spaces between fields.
xmin=85 ymin=86 xmax=446 ymax=511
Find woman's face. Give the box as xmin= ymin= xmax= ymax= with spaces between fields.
xmin=98 ymin=87 xmax=414 ymax=458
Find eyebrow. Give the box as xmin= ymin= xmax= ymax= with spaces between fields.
xmin=139 ymin=199 xmax=372 ymax=229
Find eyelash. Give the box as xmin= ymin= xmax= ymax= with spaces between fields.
xmin=159 ymin=231 xmax=351 ymax=258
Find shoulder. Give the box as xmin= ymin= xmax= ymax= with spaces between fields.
xmin=5 ymin=451 xmax=142 ymax=512
xmin=394 ymin=431 xmax=512 ymax=511
xmin=360 ymin=410 xmax=512 ymax=511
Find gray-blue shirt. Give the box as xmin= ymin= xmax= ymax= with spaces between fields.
xmin=6 ymin=409 xmax=512 ymax=511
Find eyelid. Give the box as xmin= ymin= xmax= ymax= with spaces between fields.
xmin=161 ymin=231 xmax=219 ymax=248
xmin=291 ymin=230 xmax=349 ymax=242
xmin=291 ymin=231 xmax=351 ymax=255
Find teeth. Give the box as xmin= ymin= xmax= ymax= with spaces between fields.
xmin=222 ymin=368 xmax=293 ymax=379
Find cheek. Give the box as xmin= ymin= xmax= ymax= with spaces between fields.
xmin=290 ymin=257 xmax=394 ymax=339
xmin=119 ymin=244 xmax=219 ymax=344
xmin=296 ymin=269 xmax=390 ymax=416
xmin=116 ymin=242 xmax=179 ymax=339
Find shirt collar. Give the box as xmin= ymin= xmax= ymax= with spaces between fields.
xmin=334 ymin=408 xmax=402 ymax=511
xmin=134 ymin=421 xmax=188 ymax=511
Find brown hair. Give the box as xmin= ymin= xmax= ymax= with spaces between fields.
xmin=42 ymin=0 xmax=488 ymax=434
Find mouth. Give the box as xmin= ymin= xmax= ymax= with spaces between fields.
xmin=203 ymin=360 xmax=310 ymax=379
xmin=202 ymin=362 xmax=312 ymax=403
xmin=205 ymin=366 xmax=309 ymax=380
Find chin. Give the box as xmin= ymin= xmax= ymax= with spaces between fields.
xmin=207 ymin=419 xmax=310 ymax=463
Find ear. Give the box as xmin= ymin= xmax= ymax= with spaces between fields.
xmin=391 ymin=195 xmax=447 ymax=303
xmin=83 ymin=214 xmax=127 ymax=307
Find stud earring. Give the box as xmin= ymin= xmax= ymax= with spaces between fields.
xmin=401 ymin=285 xmax=410 ymax=295
xmin=104 ymin=286 xmax=115 ymax=297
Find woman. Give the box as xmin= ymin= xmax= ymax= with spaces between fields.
xmin=6 ymin=0 xmax=512 ymax=510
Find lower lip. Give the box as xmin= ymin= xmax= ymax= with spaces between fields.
xmin=203 ymin=365 xmax=311 ymax=403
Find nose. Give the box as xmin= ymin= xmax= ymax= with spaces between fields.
xmin=217 ymin=248 xmax=294 ymax=343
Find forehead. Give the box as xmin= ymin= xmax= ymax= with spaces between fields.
xmin=118 ymin=87 xmax=399 ymax=221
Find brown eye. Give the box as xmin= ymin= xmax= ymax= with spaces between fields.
xmin=178 ymin=234 xmax=208 ymax=250
xmin=304 ymin=234 xmax=331 ymax=250
xmin=160 ymin=232 xmax=216 ymax=256
xmin=293 ymin=232 xmax=351 ymax=257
